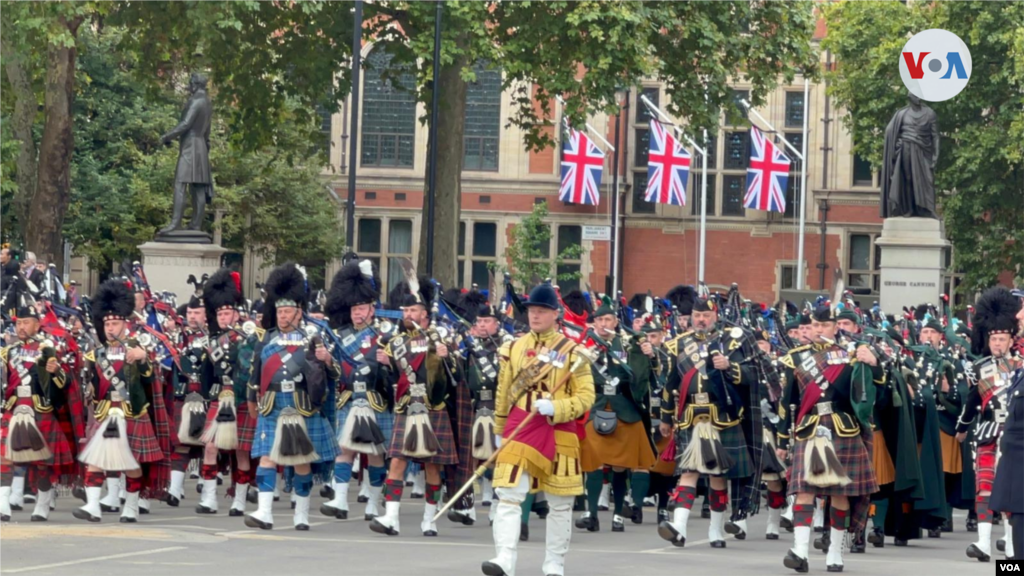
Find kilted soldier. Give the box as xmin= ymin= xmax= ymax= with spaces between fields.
xmin=656 ymin=296 xmax=755 ymax=550
xmin=577 ymin=297 xmax=656 ymax=533
xmin=957 ymin=287 xmax=1022 ymax=562
xmin=482 ymin=283 xmax=595 ymax=576
xmin=165 ymin=295 xmax=211 ymax=507
xmin=370 ymin=274 xmax=459 ymax=538
xmin=777 ymin=305 xmax=882 ymax=573
xmin=642 ymin=313 xmax=678 ymax=526
xmin=752 ymin=327 xmax=788 ymax=541
xmin=451 ymin=290 xmax=512 ymax=526
xmin=195 ymin=268 xmax=255 ymax=516
xmin=75 ymin=279 xmax=166 ymax=523
xmin=0 ymin=288 xmax=75 ymax=522
xmin=320 ymin=259 xmax=394 ymax=522
xmin=244 ymin=263 xmax=339 ymax=531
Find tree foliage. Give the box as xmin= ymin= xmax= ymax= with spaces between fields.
xmin=494 ymin=202 xmax=583 ymax=293
xmin=822 ymin=1 xmax=1024 ymax=294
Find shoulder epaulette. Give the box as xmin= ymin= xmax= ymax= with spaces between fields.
xmin=0 ymin=345 xmax=10 ymax=362
xmin=255 ymin=327 xmax=267 ymax=341
xmin=84 ymin=350 xmax=96 ymax=362
xmin=497 ymin=340 xmax=512 ymax=359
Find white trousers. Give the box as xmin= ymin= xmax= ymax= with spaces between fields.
xmin=490 ymin=473 xmax=574 ymax=576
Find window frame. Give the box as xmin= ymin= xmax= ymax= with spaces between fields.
xmin=360 ymin=49 xmax=417 ymax=169
xmin=846 ymin=232 xmax=880 ymax=293
xmin=463 ymin=63 xmax=502 ymax=172
xmin=355 ymin=216 xmax=417 ymax=292
xmin=457 ymin=220 xmax=501 ymax=289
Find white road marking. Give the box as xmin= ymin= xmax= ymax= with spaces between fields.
xmin=1 ymin=546 xmax=187 ymax=574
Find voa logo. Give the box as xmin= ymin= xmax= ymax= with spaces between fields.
xmin=899 ymin=29 xmax=972 ymax=102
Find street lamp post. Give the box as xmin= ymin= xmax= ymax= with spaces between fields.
xmin=608 ymin=88 xmax=628 ymax=295
xmin=345 ymin=0 xmax=363 ymax=250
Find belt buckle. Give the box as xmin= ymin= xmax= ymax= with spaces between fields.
xmin=280 ymin=381 xmax=296 ymax=393
xmin=694 ymin=392 xmax=710 ymax=405
xmin=651 ymin=397 xmax=661 ymax=408
xmin=110 ymin=390 xmax=123 ymax=402
xmin=16 ymin=385 xmax=31 ymax=398
xmin=603 ymin=385 xmax=616 ymax=396
xmin=817 ymin=402 xmax=833 ymax=416
xmin=353 ymin=382 xmax=367 ymax=394
xmin=479 ymin=389 xmax=493 ymax=402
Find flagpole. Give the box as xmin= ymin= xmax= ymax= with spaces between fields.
xmin=638 ymin=94 xmax=708 ymax=283
xmin=797 ymin=79 xmax=809 ymax=291
xmin=555 ymin=96 xmax=616 ymax=152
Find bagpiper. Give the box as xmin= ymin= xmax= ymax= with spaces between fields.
xmin=165 ymin=293 xmax=210 ymax=507
xmin=196 ymin=268 xmax=256 ymax=516
xmin=75 ymin=279 xmax=166 ymax=523
xmin=777 ymin=305 xmax=883 ymax=573
xmin=370 ymin=273 xmax=459 ymax=538
xmin=243 ymin=263 xmax=339 ymax=531
xmin=0 ymin=285 xmax=76 ymax=521
xmin=320 ymin=259 xmax=394 ymax=522
xmin=482 ymin=283 xmax=595 ymax=576
xmin=957 ymin=287 xmax=1022 ymax=562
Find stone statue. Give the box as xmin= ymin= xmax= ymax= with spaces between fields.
xmin=880 ymin=92 xmax=940 ymax=219
xmin=158 ymin=73 xmax=214 ymax=241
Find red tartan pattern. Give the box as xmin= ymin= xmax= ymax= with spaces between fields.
xmin=387 ymin=409 xmax=458 ymax=465
xmin=975 ymin=443 xmax=996 ymax=493
xmin=0 ymin=408 xmax=74 ymax=466
xmin=125 ymin=415 xmax=165 ymax=463
xmin=201 ymin=400 xmax=255 ymax=452
xmin=788 ymin=425 xmax=877 ymax=498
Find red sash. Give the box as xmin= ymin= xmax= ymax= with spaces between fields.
xmin=503 ymin=405 xmax=576 ymax=462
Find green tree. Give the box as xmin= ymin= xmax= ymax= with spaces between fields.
xmin=64 ymin=26 xmax=345 ymax=276
xmin=822 ymin=1 xmax=1024 ymax=296
xmin=117 ymin=1 xmax=818 ymax=290
xmin=492 ymin=202 xmax=583 ymax=292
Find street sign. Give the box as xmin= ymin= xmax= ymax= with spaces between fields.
xmin=582 ymin=225 xmax=611 ymax=241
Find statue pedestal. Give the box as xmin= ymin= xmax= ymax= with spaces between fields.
xmin=875 ymin=217 xmax=949 ymax=313
xmin=138 ymin=241 xmax=227 ymax=300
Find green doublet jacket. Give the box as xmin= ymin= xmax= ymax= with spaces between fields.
xmin=590 ymin=334 xmax=649 ymax=424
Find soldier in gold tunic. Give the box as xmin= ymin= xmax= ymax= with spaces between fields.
xmin=482 ymin=283 xmax=595 ymax=576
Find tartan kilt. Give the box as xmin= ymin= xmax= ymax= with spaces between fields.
xmin=975 ymin=442 xmax=996 ymax=493
xmin=251 ymin=393 xmax=338 ymax=463
xmin=673 ymin=423 xmax=752 ymax=479
xmin=170 ymin=398 xmax=186 ymax=447
xmin=387 ymin=409 xmax=458 ymax=465
xmin=789 ymin=426 xmax=877 ymax=497
xmin=335 ymin=404 xmax=394 ymax=447
xmin=0 ymin=408 xmax=75 ymax=467
xmin=201 ymin=399 xmax=255 ymax=451
xmin=126 ymin=415 xmax=165 ymax=464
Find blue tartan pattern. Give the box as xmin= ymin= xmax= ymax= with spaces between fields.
xmin=334 ymin=404 xmax=395 ymax=452
xmin=251 ymin=392 xmax=338 ymax=463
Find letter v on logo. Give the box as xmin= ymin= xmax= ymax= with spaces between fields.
xmin=902 ymin=52 xmax=930 ymax=79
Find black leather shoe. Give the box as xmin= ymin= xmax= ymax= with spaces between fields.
xmin=100 ymin=503 xmax=120 ymax=513
xmin=447 ymin=509 xmax=474 ymax=526
xmin=575 ymin=514 xmax=600 ymax=532
xmin=165 ymin=494 xmax=180 ymax=507
xmin=481 ymin=561 xmax=507 ymax=576
xmin=519 ymin=522 xmax=529 ymax=542
xmin=893 ymin=537 xmax=908 ymax=547
xmin=767 ymin=533 xmax=780 ymax=540
xmin=827 ymin=564 xmax=844 ymax=572
xmin=229 ymin=509 xmax=244 ymax=517
xmin=966 ymin=517 xmax=978 ymax=532
xmin=783 ymin=550 xmax=809 ymax=573
xmin=320 ymin=485 xmax=334 ymax=499
xmin=868 ymin=527 xmax=885 ymax=547
xmin=30 ymin=513 xmax=48 ymax=522
xmin=814 ymin=532 xmax=830 ymax=552
xmin=195 ymin=504 xmax=217 ymax=514
xmin=119 ymin=516 xmax=137 ymax=523
xmin=196 ymin=483 xmax=203 ymax=494
xmin=850 ymin=530 xmax=866 ymax=553
xmin=701 ymin=501 xmax=711 ymax=519
xmin=532 ymin=499 xmax=549 ymax=519
xmin=612 ymin=515 xmax=625 ymax=532
xmin=10 ymin=503 xmax=23 ymax=512
xmin=73 ymin=486 xmax=86 ymax=502
xmin=244 ymin=515 xmax=273 ymax=530
xmin=941 ymin=518 xmax=953 ymax=533
xmin=725 ymin=521 xmax=747 ymax=540
xmin=72 ymin=509 xmax=100 ymax=523
xmin=422 ymin=529 xmax=438 ymax=537
xmin=631 ymin=505 xmax=643 ymax=524
xmin=295 ymin=523 xmax=309 ymax=531
xmin=927 ymin=528 xmax=941 ymax=538
xmin=410 ymin=492 xmax=424 ymax=499
xmin=247 ymin=490 xmax=258 ymax=504
xmin=966 ymin=543 xmax=991 ymax=562
xmin=368 ymin=519 xmax=398 ymax=536
xmin=357 ymin=495 xmax=369 ymax=503
xmin=710 ymin=540 xmax=727 ymax=549
xmin=657 ymin=521 xmax=686 ymax=548
xmin=781 ymin=517 xmax=794 ymax=532
xmin=997 ymin=539 xmax=1006 ymax=553
xmin=657 ymin=509 xmax=669 ymax=524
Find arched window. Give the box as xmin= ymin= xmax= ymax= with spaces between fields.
xmin=361 ymin=49 xmax=417 ymax=168
xmin=463 ymin=63 xmax=502 ymax=171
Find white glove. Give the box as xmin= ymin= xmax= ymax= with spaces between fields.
xmin=494 ymin=436 xmax=502 ymax=449
xmin=535 ymin=398 xmax=555 ymax=416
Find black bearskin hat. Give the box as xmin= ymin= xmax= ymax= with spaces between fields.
xmin=562 ymin=289 xmax=591 ymax=317
xmin=459 ymin=289 xmax=489 ymax=324
xmin=92 ymin=279 xmax=135 ymax=344
xmin=388 ymin=276 xmax=434 ymax=309
xmin=665 ymin=285 xmax=697 ymax=316
xmin=913 ymin=304 xmax=929 ymax=321
xmin=970 ymin=287 xmax=1021 ymax=357
xmin=627 ymin=293 xmax=648 ymax=314
xmin=325 ymin=259 xmax=380 ymax=329
xmin=204 ymin=268 xmax=244 ymax=326
xmin=261 ymin=263 xmax=308 ymax=330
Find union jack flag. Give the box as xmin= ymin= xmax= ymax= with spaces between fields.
xmin=559 ymin=127 xmax=605 ymax=205
xmin=644 ymin=119 xmax=691 ymax=206
xmin=744 ymin=126 xmax=791 ymax=213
